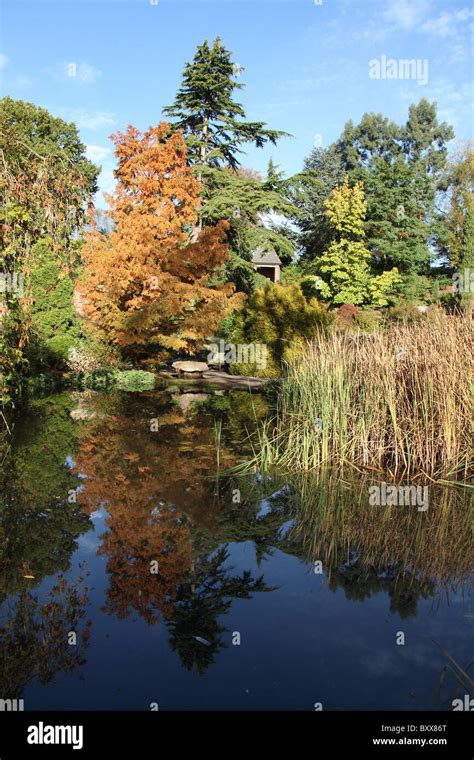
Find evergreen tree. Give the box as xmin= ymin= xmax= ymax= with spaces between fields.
xmin=294 ymin=100 xmax=454 ymax=277
xmin=265 ymin=157 xmax=286 ymax=191
xmin=164 ymin=39 xmax=294 ymax=291
xmin=336 ymin=100 xmax=453 ymax=274
xmin=439 ymin=145 xmax=474 ymax=268
xmin=163 ymin=38 xmax=287 ymax=171
xmin=199 ymin=162 xmax=297 ymax=289
xmin=287 ymin=145 xmax=344 ymax=262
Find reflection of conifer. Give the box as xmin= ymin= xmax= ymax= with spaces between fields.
xmin=215 ymin=476 xmax=295 ymax=566
xmin=166 ymin=544 xmax=271 ymax=675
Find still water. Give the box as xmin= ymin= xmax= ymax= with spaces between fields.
xmin=0 ymin=386 xmax=472 ymax=711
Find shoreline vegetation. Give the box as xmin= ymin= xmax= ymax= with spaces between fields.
xmin=1 ymin=39 xmax=473 ymax=493
xmin=0 ymin=11 xmax=473 ymax=723
xmin=1 ymin=309 xmax=473 ymax=488
xmin=237 ymin=311 xmax=473 ymax=483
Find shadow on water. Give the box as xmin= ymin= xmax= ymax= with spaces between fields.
xmin=0 ymin=387 xmax=472 ymax=708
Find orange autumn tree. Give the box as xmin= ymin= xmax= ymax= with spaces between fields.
xmin=79 ymin=122 xmax=242 ymax=360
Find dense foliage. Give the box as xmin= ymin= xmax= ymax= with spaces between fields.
xmin=228 ymin=282 xmax=333 ymax=376
xmin=0 ymin=41 xmax=471 ymax=407
xmin=78 ymin=122 xmax=242 ymax=361
xmin=0 ymin=97 xmax=98 ymax=402
xmin=164 ymin=38 xmax=295 ymax=291
xmin=316 ymin=179 xmax=401 ymax=306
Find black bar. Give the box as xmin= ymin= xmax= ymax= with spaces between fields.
xmin=0 ymin=711 xmax=472 ymax=757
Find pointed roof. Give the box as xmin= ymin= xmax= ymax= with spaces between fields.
xmin=252 ymin=247 xmax=282 ymax=266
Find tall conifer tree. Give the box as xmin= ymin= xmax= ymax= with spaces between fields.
xmin=163 ymin=38 xmax=286 ymax=171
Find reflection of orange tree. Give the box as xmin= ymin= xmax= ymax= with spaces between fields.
xmin=98 ymin=476 xmax=192 ymax=626
xmin=74 ymin=406 xmax=239 ymax=625
xmin=75 ymin=395 xmax=239 ymax=531
xmin=0 ymin=574 xmax=91 ymax=697
xmin=74 ymin=405 xmax=275 ymax=666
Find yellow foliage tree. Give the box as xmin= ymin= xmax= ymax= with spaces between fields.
xmin=318 ymin=178 xmax=401 ymax=306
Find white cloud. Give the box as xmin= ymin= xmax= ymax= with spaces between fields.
xmin=86 ymin=144 xmax=110 ymax=162
xmin=447 ymin=41 xmax=471 ymax=65
xmin=76 ymin=63 xmax=102 ymax=83
xmin=352 ymin=0 xmax=429 ymax=42
xmin=369 ymin=1 xmax=473 ymax=42
xmin=421 ymin=8 xmax=474 ymax=37
xmin=65 ymin=110 xmax=116 ymax=130
xmin=97 ymin=167 xmax=116 ymax=202
xmin=0 ymin=53 xmax=9 ymax=69
xmin=382 ymin=0 xmax=429 ymax=31
xmin=399 ymin=80 xmax=472 ymax=130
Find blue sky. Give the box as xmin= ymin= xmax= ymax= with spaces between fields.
xmin=1 ymin=0 xmax=472 ymax=204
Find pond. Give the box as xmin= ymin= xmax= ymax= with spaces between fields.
xmin=0 ymin=385 xmax=472 ymax=711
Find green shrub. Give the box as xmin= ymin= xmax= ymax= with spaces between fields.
xmin=394 ymin=273 xmax=451 ymax=305
xmin=279 ymin=264 xmax=306 ymax=286
xmin=26 ymin=373 xmax=67 ymax=394
xmin=26 ymin=238 xmax=80 ymax=370
xmin=440 ymin=292 xmax=463 ymax=314
xmin=228 ymin=282 xmax=333 ymax=377
xmin=79 ymin=370 xmax=117 ymax=390
xmin=353 ymin=310 xmax=382 ymax=332
xmin=45 ymin=334 xmax=77 ymax=361
xmin=299 ymin=275 xmax=326 ymax=301
xmin=386 ymin=302 xmax=424 ymax=324
xmin=113 ymin=370 xmax=155 ymax=392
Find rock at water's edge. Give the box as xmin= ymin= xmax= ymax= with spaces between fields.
xmin=172 ymin=361 xmax=209 ymax=374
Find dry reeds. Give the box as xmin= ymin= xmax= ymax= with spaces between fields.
xmin=253 ymin=312 xmax=473 ymax=478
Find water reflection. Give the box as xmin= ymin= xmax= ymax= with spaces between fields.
xmin=0 ymin=577 xmax=91 ymax=698
xmin=72 ymin=392 xmax=275 ymax=670
xmin=280 ymin=472 xmax=472 ymax=616
xmin=0 ymin=388 xmax=471 ymax=706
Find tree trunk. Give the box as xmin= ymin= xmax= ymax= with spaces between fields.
xmin=191 ymin=115 xmax=209 ymax=242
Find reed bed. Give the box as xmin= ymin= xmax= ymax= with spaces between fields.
xmin=253 ymin=313 xmax=473 ymax=479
